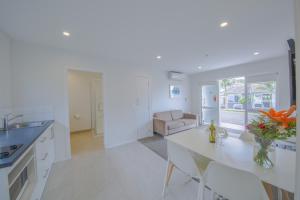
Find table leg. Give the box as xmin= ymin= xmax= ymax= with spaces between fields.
xmin=162 ymin=161 xmax=175 ymax=197
xmin=282 ymin=190 xmax=290 ymax=200
xmin=166 ymin=162 xmax=175 ymax=186
xmin=263 ymin=182 xmax=273 ymax=200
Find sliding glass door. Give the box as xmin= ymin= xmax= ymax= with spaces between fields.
xmin=246 ymin=74 xmax=277 ymax=124
xmin=219 ymin=77 xmax=246 ymax=131
xmin=200 ymin=74 xmax=278 ymax=132
xmin=215 ymin=74 xmax=277 ymax=132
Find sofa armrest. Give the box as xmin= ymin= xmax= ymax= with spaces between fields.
xmin=183 ymin=113 xmax=197 ymax=120
xmin=153 ymin=118 xmax=168 ymax=136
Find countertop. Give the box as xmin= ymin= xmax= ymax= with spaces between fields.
xmin=0 ymin=120 xmax=54 ymax=169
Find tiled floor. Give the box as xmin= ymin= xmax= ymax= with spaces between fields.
xmin=42 ymin=142 xmax=201 ymax=200
xmin=43 ymin=131 xmax=293 ymax=200
xmin=70 ymin=130 xmax=104 ymax=156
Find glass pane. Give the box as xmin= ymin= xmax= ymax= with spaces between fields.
xmin=247 ymin=81 xmax=276 ymax=123
xmin=202 ymin=109 xmax=218 ymax=125
xmin=219 ymin=77 xmax=245 ymax=131
xmin=201 ymin=85 xmax=218 ymax=124
xmin=202 ymin=85 xmax=218 ymax=108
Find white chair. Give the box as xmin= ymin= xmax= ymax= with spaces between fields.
xmin=239 ymin=131 xmax=255 ymax=143
xmin=216 ymin=126 xmax=228 ymax=136
xmin=163 ymin=141 xmax=211 ymax=200
xmin=202 ymin=161 xmax=269 ymax=200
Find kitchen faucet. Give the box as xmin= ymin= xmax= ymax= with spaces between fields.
xmin=2 ymin=113 xmax=24 ymax=131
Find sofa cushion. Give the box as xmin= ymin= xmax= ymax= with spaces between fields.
xmin=181 ymin=119 xmax=197 ymax=126
xmin=167 ymin=120 xmax=185 ymax=130
xmin=154 ymin=111 xmax=172 ymax=121
xmin=171 ymin=110 xmax=183 ymax=120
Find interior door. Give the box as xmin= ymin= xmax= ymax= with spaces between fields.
xmin=201 ymin=83 xmax=219 ymax=125
xmin=136 ymin=76 xmax=152 ymax=139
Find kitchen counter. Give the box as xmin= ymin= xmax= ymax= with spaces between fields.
xmin=0 ymin=120 xmax=54 ymax=168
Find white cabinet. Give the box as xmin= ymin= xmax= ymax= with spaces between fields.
xmin=31 ymin=125 xmax=55 ymax=200
xmin=48 ymin=126 xmax=55 ymax=165
xmin=0 ymin=123 xmax=56 ymax=200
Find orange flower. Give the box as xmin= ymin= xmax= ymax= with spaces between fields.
xmin=259 ymin=105 xmax=296 ymax=128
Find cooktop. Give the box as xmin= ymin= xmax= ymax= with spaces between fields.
xmin=0 ymin=144 xmax=23 ymax=159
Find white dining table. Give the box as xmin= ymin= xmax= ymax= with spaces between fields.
xmin=166 ymin=127 xmax=296 ymax=193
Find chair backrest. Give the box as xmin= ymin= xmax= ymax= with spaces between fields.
xmin=216 ymin=127 xmax=228 ymax=137
xmin=167 ymin=141 xmax=201 ymax=178
xmin=239 ymin=131 xmax=255 ymax=142
xmin=203 ymin=162 xmax=269 ymax=200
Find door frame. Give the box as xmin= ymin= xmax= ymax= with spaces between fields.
xmin=64 ymin=67 xmax=106 ymax=159
xmin=90 ymin=77 xmax=103 ymax=136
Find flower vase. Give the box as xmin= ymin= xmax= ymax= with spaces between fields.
xmin=253 ymin=137 xmax=275 ymax=169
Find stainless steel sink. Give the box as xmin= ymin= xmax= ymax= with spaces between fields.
xmin=9 ymin=121 xmax=47 ymax=129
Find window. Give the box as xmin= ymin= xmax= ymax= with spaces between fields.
xmin=219 ymin=77 xmax=245 ymax=131
xmin=216 ymin=74 xmax=277 ymax=132
xmin=201 ymin=74 xmax=278 ymax=132
xmin=247 ymin=80 xmax=277 ymax=123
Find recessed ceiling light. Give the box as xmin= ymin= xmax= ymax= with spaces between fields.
xmin=63 ymin=31 xmax=70 ymax=37
xmin=156 ymin=55 xmax=162 ymax=60
xmin=220 ymin=22 xmax=229 ymax=28
xmin=198 ymin=66 xmax=203 ymax=70
xmin=254 ymin=52 xmax=260 ymax=56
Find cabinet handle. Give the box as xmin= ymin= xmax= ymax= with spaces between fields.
xmin=51 ymin=128 xmax=55 ymax=139
xmin=41 ymin=153 xmax=48 ymax=160
xmin=43 ymin=168 xmax=49 ymax=179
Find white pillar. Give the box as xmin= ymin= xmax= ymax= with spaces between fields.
xmin=296 ymin=0 xmax=300 ymax=199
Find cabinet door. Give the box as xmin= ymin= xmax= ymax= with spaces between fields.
xmin=33 ymin=128 xmax=50 ymax=200
xmin=35 ymin=130 xmax=49 ymax=162
xmin=48 ymin=126 xmax=55 ymax=165
xmin=35 ymin=129 xmax=51 ymax=181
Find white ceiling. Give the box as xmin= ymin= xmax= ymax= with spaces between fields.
xmin=0 ymin=0 xmax=295 ymax=74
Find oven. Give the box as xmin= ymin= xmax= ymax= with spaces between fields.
xmin=8 ymin=148 xmax=36 ymax=200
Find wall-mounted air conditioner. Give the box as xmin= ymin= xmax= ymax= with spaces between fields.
xmin=168 ymin=71 xmax=186 ymax=81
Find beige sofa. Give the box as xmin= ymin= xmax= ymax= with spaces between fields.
xmin=153 ymin=110 xmax=198 ymax=136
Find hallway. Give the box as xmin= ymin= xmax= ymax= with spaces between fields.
xmin=71 ymin=130 xmax=104 ymax=156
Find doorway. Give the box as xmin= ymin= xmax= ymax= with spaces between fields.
xmin=67 ymin=69 xmax=104 ymax=156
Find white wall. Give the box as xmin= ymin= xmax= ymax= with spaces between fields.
xmin=68 ymin=70 xmax=101 ymax=132
xmin=151 ymin=72 xmax=190 ymax=113
xmin=10 ymin=40 xmax=191 ymax=161
xmin=295 ymin=0 xmax=300 ymax=198
xmin=190 ymin=56 xmax=291 ymax=116
xmin=0 ymin=31 xmax=12 ymax=116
